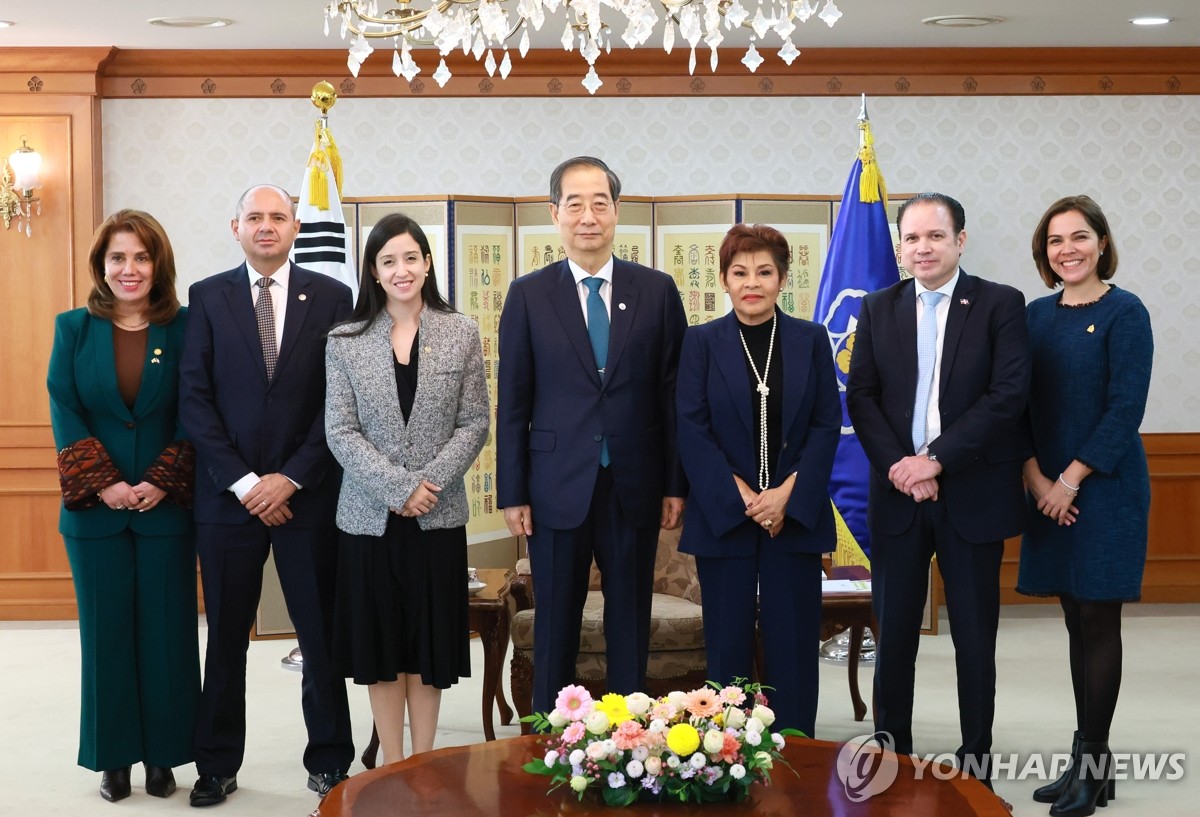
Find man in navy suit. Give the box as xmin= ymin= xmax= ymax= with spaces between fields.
xmin=497 ymin=157 xmax=687 ymax=713
xmin=179 ymin=185 xmax=354 ymax=806
xmin=846 ymin=193 xmax=1029 ymax=785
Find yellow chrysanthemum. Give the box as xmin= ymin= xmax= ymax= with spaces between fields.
xmin=595 ymin=692 xmax=634 ymax=726
xmin=666 ymin=723 xmax=700 ymax=756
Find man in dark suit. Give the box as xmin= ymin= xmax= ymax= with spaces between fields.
xmin=846 ymin=192 xmax=1029 ymax=784
xmin=179 ymin=185 xmax=354 ymax=806
xmin=497 ymin=157 xmax=687 ymax=714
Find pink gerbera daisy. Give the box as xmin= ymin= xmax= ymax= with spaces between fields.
xmin=719 ymin=686 xmax=747 ymax=706
xmin=555 ymin=685 xmax=595 ymax=722
xmin=682 ymin=688 xmax=722 ymax=718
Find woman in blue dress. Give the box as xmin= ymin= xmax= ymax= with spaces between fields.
xmin=1018 ymin=196 xmax=1153 ymax=817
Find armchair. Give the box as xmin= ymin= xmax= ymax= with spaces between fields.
xmin=506 ymin=527 xmax=706 ymax=731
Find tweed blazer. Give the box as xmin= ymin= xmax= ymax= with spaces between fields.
xmin=325 ymin=306 xmax=489 ymax=535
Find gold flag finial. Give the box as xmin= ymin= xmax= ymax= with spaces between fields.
xmin=311 ymin=81 xmax=337 ymax=116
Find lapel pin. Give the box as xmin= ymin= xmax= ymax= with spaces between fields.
xmin=153 ymin=348 xmax=163 ymax=355
xmin=618 ymin=303 xmax=627 ymax=310
xmin=959 ymin=298 xmax=969 ymax=305
xmin=424 ymin=346 xmax=432 ymax=353
xmin=298 ymin=293 xmax=307 ymax=301
xmin=1087 ymin=324 xmax=1095 ymax=333
xmin=151 ymin=357 xmax=161 ymax=364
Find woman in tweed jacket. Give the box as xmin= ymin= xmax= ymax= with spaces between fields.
xmin=325 ymin=213 xmax=488 ymax=764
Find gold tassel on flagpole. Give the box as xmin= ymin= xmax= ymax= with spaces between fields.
xmin=306 ymin=81 xmax=345 ymax=211
xmin=856 ymin=94 xmax=888 ymax=205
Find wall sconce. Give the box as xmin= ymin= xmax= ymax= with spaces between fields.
xmin=1 ymin=137 xmax=43 ymax=237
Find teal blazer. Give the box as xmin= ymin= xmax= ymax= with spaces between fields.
xmin=47 ymin=307 xmax=192 ymax=538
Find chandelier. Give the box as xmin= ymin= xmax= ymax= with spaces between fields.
xmin=324 ymin=0 xmax=843 ymax=94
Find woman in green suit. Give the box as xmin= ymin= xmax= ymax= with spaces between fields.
xmin=47 ymin=210 xmax=199 ymax=803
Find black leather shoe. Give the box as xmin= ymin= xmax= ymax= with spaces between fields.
xmin=189 ymin=773 xmax=237 ymax=807
xmin=1035 ymin=731 xmax=1081 ymax=803
xmin=100 ymin=767 xmax=132 ymax=802
xmin=307 ymin=770 xmax=350 ymax=797
xmin=145 ymin=764 xmax=177 ymax=798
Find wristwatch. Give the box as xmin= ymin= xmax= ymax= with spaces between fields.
xmin=926 ymin=452 xmax=939 ymax=463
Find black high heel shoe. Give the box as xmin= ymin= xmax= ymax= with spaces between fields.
xmin=1050 ymin=740 xmax=1114 ymax=817
xmin=100 ymin=767 xmax=132 ymax=802
xmin=144 ymin=764 xmax=177 ymax=798
xmin=1034 ymin=731 xmax=1080 ymax=803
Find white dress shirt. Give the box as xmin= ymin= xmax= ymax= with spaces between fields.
xmin=230 ymin=260 xmax=299 ymax=499
xmin=913 ymin=268 xmax=960 ymax=455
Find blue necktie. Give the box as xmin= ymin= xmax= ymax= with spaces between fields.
xmin=583 ymin=277 xmax=611 ymax=467
xmin=912 ymin=290 xmax=945 ymax=452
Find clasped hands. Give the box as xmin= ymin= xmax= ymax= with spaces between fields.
xmin=392 ymin=480 xmax=442 ymax=518
xmin=734 ymin=473 xmax=793 ymax=538
xmin=502 ymin=497 xmax=685 ymax=539
xmin=889 ymin=455 xmax=942 ymax=503
xmin=243 ymin=473 xmax=296 ymax=526
xmin=98 ymin=481 xmax=167 ymax=512
xmin=1026 ymin=471 xmax=1079 ymax=526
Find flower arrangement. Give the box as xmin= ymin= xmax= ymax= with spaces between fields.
xmin=522 ymin=681 xmax=802 ymax=806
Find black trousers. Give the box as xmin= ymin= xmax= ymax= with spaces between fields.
xmin=526 ymin=467 xmax=658 ymax=714
xmin=193 ymin=521 xmax=353 ymax=776
xmin=871 ymin=497 xmax=1003 ymax=779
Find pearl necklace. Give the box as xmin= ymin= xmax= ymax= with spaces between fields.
xmin=738 ymin=312 xmax=776 ymax=491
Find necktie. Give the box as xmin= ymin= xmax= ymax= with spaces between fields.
xmin=255 ymin=277 xmax=278 ymax=380
xmin=912 ymin=290 xmax=945 ymax=452
xmin=582 ymin=277 xmax=610 ymax=467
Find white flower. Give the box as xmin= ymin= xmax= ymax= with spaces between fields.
xmin=644 ymin=756 xmax=662 ymax=776
xmin=752 ymin=704 xmax=776 ymax=727
xmin=547 ymin=709 xmax=568 ymax=728
xmin=585 ymin=710 xmax=609 ymax=734
xmin=754 ymin=750 xmax=774 ymax=770
xmin=569 ymin=748 xmax=586 ymax=765
xmin=667 ymin=690 xmax=687 ymax=709
xmin=745 ymin=717 xmax=765 ymax=734
xmin=586 ymin=741 xmax=608 ymax=761
xmin=689 ymin=752 xmax=707 ymax=769
xmin=729 ymin=763 xmax=746 ymax=779
xmin=607 ymin=771 xmax=626 ymax=788
xmin=625 ymin=759 xmax=644 ymax=778
xmin=625 ymin=692 xmax=653 ymax=716
xmin=648 ymin=718 xmax=668 ymax=734
xmin=602 ymin=738 xmax=618 ymax=757
xmin=724 ymin=706 xmax=747 ymax=729
xmin=666 ymin=754 xmax=681 ymax=768
xmin=570 ymin=775 xmax=589 ymax=792
xmin=745 ymin=729 xmax=762 ymax=746
xmin=703 ymin=729 xmax=725 ymax=754
xmin=631 ymin=745 xmax=649 ymax=762
xmin=771 ymin=732 xmax=785 ymax=750
xmin=544 ymin=750 xmax=560 ymax=766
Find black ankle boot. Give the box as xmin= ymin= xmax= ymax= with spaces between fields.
xmin=1034 ymin=731 xmax=1080 ymax=803
xmin=100 ymin=767 xmax=132 ymax=802
xmin=1049 ymin=740 xmax=1113 ymax=817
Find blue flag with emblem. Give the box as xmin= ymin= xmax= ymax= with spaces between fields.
xmin=813 ymin=101 xmax=900 ymax=565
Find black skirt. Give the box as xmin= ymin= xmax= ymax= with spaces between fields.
xmin=333 ymin=515 xmax=471 ymax=689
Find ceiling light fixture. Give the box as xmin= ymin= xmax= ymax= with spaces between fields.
xmin=147 ymin=17 xmax=233 ymax=29
xmin=1129 ymin=17 xmax=1171 ymax=26
xmin=922 ymin=15 xmax=1005 ymax=28
xmin=325 ymin=0 xmax=846 ymax=95
xmin=0 ymin=21 xmax=16 ymax=29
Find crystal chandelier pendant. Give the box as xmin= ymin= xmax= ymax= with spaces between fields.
xmin=778 ymin=37 xmax=800 ymax=65
xmin=500 ymin=49 xmax=513 ymax=79
xmin=581 ymin=65 xmax=603 ymax=95
xmin=432 ymin=58 xmax=453 ymax=87
xmin=519 ymin=27 xmax=531 ymax=58
xmin=819 ymin=0 xmax=843 ymax=27
xmin=741 ymin=41 xmax=764 ymax=73
xmin=485 ymin=49 xmax=498 ymax=76
xmin=662 ymin=21 xmax=675 ymax=54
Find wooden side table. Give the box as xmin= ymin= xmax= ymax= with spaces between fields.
xmin=821 ymin=564 xmax=877 ymax=722
xmin=468 ymin=568 xmax=514 ymax=741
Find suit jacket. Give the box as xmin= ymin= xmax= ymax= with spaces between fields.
xmin=325 ymin=307 xmax=489 ymax=536
xmin=48 ymin=307 xmax=192 ymax=538
xmin=179 ymin=262 xmax=353 ymax=527
xmin=497 ymin=258 xmax=688 ymax=530
xmin=846 ymin=270 xmax=1030 ymax=543
xmin=676 ymin=310 xmax=841 ymax=557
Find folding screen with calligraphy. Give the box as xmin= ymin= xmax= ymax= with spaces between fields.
xmin=452 ymin=199 xmax=515 ymax=544
xmin=654 ymin=198 xmax=739 ymax=325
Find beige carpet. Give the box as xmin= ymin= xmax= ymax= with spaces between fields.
xmin=2 ymin=603 xmax=1196 ymax=815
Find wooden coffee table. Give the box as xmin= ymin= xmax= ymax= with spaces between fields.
xmin=821 ymin=565 xmax=877 ymax=722
xmin=320 ymin=734 xmax=1011 ymax=817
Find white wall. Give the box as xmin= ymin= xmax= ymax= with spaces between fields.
xmin=102 ymin=94 xmax=1200 ymax=431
